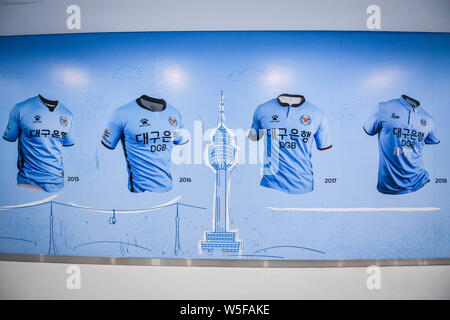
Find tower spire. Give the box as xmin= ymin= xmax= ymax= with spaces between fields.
xmin=218 ymin=90 xmax=225 ymax=125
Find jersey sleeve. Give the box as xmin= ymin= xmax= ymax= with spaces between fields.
xmin=2 ymin=104 xmax=20 ymax=142
xmin=101 ymin=109 xmax=123 ymax=150
xmin=314 ymin=113 xmax=332 ymax=150
xmin=425 ymin=118 xmax=440 ymax=144
xmin=173 ymin=113 xmax=184 ymax=145
xmin=249 ymin=106 xmax=262 ymax=141
xmin=62 ymin=115 xmax=75 ymax=147
xmin=363 ymin=104 xmax=382 ymax=136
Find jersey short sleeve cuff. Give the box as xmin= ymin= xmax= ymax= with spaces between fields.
xmin=2 ymin=134 xmax=17 ymax=142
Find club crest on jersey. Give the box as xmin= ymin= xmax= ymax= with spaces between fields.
xmin=60 ymin=116 xmax=68 ymax=127
xmin=104 ymin=128 xmax=111 ymax=138
xmin=420 ymin=118 xmax=427 ymax=127
xmin=300 ymin=115 xmax=311 ymax=126
xmin=169 ymin=117 xmax=178 ymax=127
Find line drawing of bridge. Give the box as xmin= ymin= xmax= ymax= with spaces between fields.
xmin=2 ymin=195 xmax=438 ymax=259
xmin=0 ymin=195 xmax=206 ymax=257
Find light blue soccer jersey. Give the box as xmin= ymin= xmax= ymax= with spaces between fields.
xmin=2 ymin=95 xmax=74 ymax=192
xmin=101 ymin=95 xmax=183 ymax=193
xmin=364 ymin=95 xmax=440 ymax=195
xmin=250 ymin=94 xmax=332 ymax=194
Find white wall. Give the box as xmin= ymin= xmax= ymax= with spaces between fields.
xmin=1 ymin=0 xmax=449 ymax=35
xmin=1 ymin=261 xmax=449 ymax=299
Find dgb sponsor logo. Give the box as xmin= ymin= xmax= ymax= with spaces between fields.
xmin=150 ymin=144 xmax=167 ymax=152
xmin=280 ymin=141 xmax=297 ymax=149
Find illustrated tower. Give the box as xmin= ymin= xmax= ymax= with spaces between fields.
xmin=200 ymin=91 xmax=241 ymax=254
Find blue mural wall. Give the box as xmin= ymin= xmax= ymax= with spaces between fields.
xmin=0 ymin=31 xmax=448 ymax=260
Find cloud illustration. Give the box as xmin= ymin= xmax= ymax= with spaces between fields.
xmin=228 ymin=66 xmax=267 ymax=82
xmin=112 ymin=65 xmax=143 ymax=79
xmin=0 ymin=71 xmax=24 ymax=79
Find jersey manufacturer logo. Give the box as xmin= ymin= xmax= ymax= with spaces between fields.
xmin=391 ymin=113 xmax=400 ymax=119
xmin=60 ymin=116 xmax=68 ymax=127
xmin=104 ymin=128 xmax=111 ymax=138
xmin=270 ymin=115 xmax=279 ymax=122
xmin=33 ymin=115 xmax=42 ymax=123
xmin=300 ymin=115 xmax=311 ymax=126
xmin=420 ymin=119 xmax=427 ymax=127
xmin=169 ymin=117 xmax=177 ymax=127
xmin=140 ymin=118 xmax=150 ymax=127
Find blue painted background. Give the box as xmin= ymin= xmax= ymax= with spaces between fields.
xmin=0 ymin=31 xmax=448 ymax=260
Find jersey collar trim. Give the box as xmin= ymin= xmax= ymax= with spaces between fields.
xmin=136 ymin=95 xmax=167 ymax=112
xmin=277 ymin=94 xmax=306 ymax=108
xmin=37 ymin=94 xmax=59 ymax=112
xmin=399 ymin=95 xmax=420 ymax=112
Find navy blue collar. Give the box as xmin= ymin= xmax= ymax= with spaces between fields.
xmin=136 ymin=95 xmax=166 ymax=112
xmin=399 ymin=95 xmax=420 ymax=112
xmin=37 ymin=94 xmax=59 ymax=112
